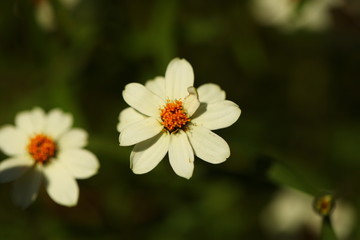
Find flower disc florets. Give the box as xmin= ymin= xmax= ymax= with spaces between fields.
xmin=27 ymin=134 xmax=57 ymax=164
xmin=160 ymin=100 xmax=190 ymax=132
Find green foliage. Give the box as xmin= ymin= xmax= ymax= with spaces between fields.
xmin=0 ymin=0 xmax=359 ymax=239
xmin=321 ymin=217 xmax=338 ymax=240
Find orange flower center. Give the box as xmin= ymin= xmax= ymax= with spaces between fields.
xmin=27 ymin=134 xmax=57 ymax=163
xmin=313 ymin=194 xmax=335 ymax=216
xmin=160 ymin=100 xmax=190 ymax=132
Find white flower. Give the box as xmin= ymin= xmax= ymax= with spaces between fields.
xmin=117 ymin=58 xmax=241 ymax=179
xmin=58 ymin=0 xmax=80 ymax=9
xmin=35 ymin=0 xmax=56 ymax=31
xmin=0 ymin=108 xmax=99 ymax=208
xmin=250 ymin=0 xmax=343 ymax=31
xmin=34 ymin=0 xmax=81 ymax=31
xmin=261 ymin=188 xmax=356 ymax=240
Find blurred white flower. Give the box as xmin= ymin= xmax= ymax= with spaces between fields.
xmin=58 ymin=0 xmax=80 ymax=9
xmin=261 ymin=188 xmax=356 ymax=239
xmin=35 ymin=0 xmax=56 ymax=31
xmin=33 ymin=0 xmax=80 ymax=31
xmin=250 ymin=0 xmax=343 ymax=31
xmin=0 ymin=108 xmax=99 ymax=208
xmin=117 ymin=58 xmax=241 ymax=179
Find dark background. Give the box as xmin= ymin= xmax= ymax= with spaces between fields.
xmin=0 ymin=0 xmax=359 ymax=239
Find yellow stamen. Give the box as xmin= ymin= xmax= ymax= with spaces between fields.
xmin=27 ymin=134 xmax=57 ymax=163
xmin=313 ymin=194 xmax=335 ymax=217
xmin=160 ymin=100 xmax=190 ymax=132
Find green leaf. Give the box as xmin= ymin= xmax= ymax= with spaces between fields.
xmin=321 ymin=217 xmax=338 ymax=240
xmin=269 ymin=161 xmax=315 ymax=195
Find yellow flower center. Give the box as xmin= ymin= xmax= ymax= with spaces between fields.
xmin=27 ymin=134 xmax=57 ymax=163
xmin=160 ymin=100 xmax=190 ymax=132
xmin=313 ymin=194 xmax=335 ymax=217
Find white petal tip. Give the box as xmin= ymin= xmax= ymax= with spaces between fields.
xmin=211 ymin=157 xmax=228 ymax=164
xmin=52 ymin=197 xmax=78 ymax=207
xmin=179 ymin=173 xmax=192 ymax=180
xmin=119 ymin=141 xmax=131 ymax=147
xmin=187 ymin=86 xmax=197 ymax=95
xmin=116 ymin=123 xmax=121 ymax=132
xmin=119 ymin=140 xmax=132 ymax=147
xmin=131 ymin=168 xmax=147 ymax=175
xmin=64 ymin=202 xmax=77 ymax=207
xmin=131 ymin=162 xmax=158 ymax=175
xmin=118 ymin=134 xmax=129 ymax=146
xmin=237 ymin=107 xmax=242 ymax=116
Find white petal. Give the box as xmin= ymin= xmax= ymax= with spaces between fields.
xmin=187 ymin=126 xmax=230 ymax=164
xmin=45 ymin=109 xmax=73 ymax=139
xmin=183 ymin=87 xmax=200 ymax=117
xmin=197 ymin=83 xmax=226 ymax=103
xmin=0 ymin=156 xmax=34 ymax=182
xmin=131 ymin=132 xmax=170 ymax=174
xmin=43 ymin=160 xmax=79 ymax=207
xmin=332 ymin=201 xmax=356 ymax=239
xmin=192 ymin=100 xmax=241 ymax=130
xmin=15 ymin=107 xmax=46 ymax=136
xmin=165 ymin=58 xmax=194 ymax=100
xmin=58 ymin=128 xmax=88 ymax=149
xmin=117 ymin=107 xmax=146 ymax=132
xmin=261 ymin=188 xmax=316 ymax=234
xmin=0 ymin=125 xmax=28 ymax=156
xmin=145 ymin=76 xmax=166 ymax=99
xmin=168 ymin=130 xmax=194 ymax=179
xmin=122 ymin=83 xmax=164 ymax=117
xmin=119 ymin=117 xmax=163 ymax=146
xmin=59 ymin=0 xmax=80 ymax=9
xmin=58 ymin=149 xmax=99 ymax=179
xmin=12 ymin=164 xmax=42 ymax=209
xmin=35 ymin=0 xmax=56 ymax=31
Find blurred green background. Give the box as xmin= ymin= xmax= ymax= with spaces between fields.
xmin=0 ymin=0 xmax=359 ymax=239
